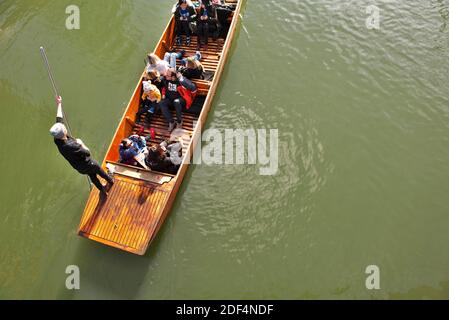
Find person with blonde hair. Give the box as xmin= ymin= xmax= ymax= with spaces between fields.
xmin=147 ymin=51 xmax=187 ymax=76
xmin=147 ymin=53 xmax=170 ymax=76
xmin=145 ymin=69 xmax=164 ymax=91
xmin=179 ymin=56 xmax=204 ymax=80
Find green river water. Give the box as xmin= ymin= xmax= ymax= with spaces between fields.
xmin=1 ymin=0 xmax=449 ymax=299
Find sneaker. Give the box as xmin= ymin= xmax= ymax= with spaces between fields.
xmin=186 ymin=37 xmax=191 ymax=46
xmin=168 ymin=122 xmax=175 ymax=132
xmin=176 ymin=36 xmax=182 ymax=46
xmin=196 ymin=51 xmax=202 ymax=60
xmin=176 ymin=121 xmax=183 ymax=130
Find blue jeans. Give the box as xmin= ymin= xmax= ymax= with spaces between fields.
xmin=136 ymin=100 xmax=158 ymax=122
xmin=181 ymin=52 xmax=201 ymax=66
xmin=164 ymin=52 xmax=183 ymax=69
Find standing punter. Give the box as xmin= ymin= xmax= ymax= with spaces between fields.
xmin=49 ymin=96 xmax=114 ymax=197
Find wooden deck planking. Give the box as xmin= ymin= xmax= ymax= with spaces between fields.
xmin=78 ymin=176 xmax=169 ymax=255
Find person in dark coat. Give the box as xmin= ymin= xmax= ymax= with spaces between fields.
xmin=196 ymin=0 xmax=217 ymax=49
xmin=160 ymin=68 xmax=197 ymax=131
xmin=174 ymin=0 xmax=197 ymax=46
xmin=50 ymin=96 xmax=114 ymax=197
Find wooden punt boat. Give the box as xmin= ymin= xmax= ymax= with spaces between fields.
xmin=78 ymin=0 xmax=243 ymax=255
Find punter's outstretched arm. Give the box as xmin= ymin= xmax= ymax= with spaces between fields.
xmin=56 ymin=95 xmax=64 ymax=123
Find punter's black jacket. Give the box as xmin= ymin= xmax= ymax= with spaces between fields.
xmin=54 ymin=117 xmax=92 ymax=173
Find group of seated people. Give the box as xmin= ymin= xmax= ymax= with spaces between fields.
xmin=134 ymin=0 xmax=234 ymax=131
xmin=123 ymin=0 xmax=234 ymax=174
xmin=119 ymin=134 xmax=183 ymax=175
xmin=173 ymin=0 xmax=222 ymax=49
xmin=137 ymin=52 xmax=201 ymax=131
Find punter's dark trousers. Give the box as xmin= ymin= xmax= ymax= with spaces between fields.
xmin=84 ymin=160 xmax=113 ymax=192
xmin=176 ymin=20 xmax=191 ymax=37
xmin=197 ymin=22 xmax=209 ymax=44
xmin=160 ymin=98 xmax=185 ymax=124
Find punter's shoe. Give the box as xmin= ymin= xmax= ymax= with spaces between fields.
xmin=105 ymin=182 xmax=113 ymax=193
xmin=196 ymin=51 xmax=202 ymax=60
xmin=186 ymin=37 xmax=191 ymax=46
xmin=176 ymin=36 xmax=182 ymax=46
xmin=176 ymin=121 xmax=183 ymax=130
xmin=99 ymin=187 xmax=108 ymax=199
xmin=168 ymin=122 xmax=175 ymax=132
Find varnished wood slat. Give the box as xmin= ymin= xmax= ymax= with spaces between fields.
xmin=79 ymin=176 xmax=169 ymax=253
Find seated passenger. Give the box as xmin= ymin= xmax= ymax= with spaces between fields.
xmin=147 ymin=53 xmax=170 ymax=77
xmin=119 ymin=135 xmax=147 ymax=166
xmin=171 ymin=0 xmax=194 ymax=13
xmin=179 ymin=56 xmax=204 ymax=80
xmin=174 ymin=0 xmax=197 ymax=46
xmin=144 ymin=69 xmax=165 ymax=92
xmin=136 ymin=81 xmax=161 ymax=125
xmin=197 ymin=0 xmax=217 ymax=50
xmin=145 ymin=140 xmax=183 ymax=174
xmin=160 ymin=68 xmax=197 ymax=132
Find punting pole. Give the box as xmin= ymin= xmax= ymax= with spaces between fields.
xmin=40 ymin=46 xmax=93 ymax=190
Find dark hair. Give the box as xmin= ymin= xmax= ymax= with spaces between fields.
xmin=147 ymin=146 xmax=163 ymax=163
xmin=121 ymin=139 xmax=130 ymax=148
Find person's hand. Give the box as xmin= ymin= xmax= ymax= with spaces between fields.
xmin=56 ymin=95 xmax=62 ymax=106
xmin=176 ymin=72 xmax=182 ymax=79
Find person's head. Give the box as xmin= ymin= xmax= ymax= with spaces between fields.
xmin=147 ymin=145 xmax=163 ymax=161
xmin=147 ymin=53 xmax=161 ymax=65
xmin=179 ymin=0 xmax=188 ymax=10
xmin=186 ymin=56 xmax=202 ymax=70
xmin=201 ymin=0 xmax=210 ymax=7
xmin=146 ymin=69 xmax=160 ymax=81
xmin=49 ymin=123 xmax=68 ymax=140
xmin=165 ymin=68 xmax=177 ymax=81
xmin=143 ymin=80 xmax=153 ymax=93
xmin=121 ymin=138 xmax=132 ymax=149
